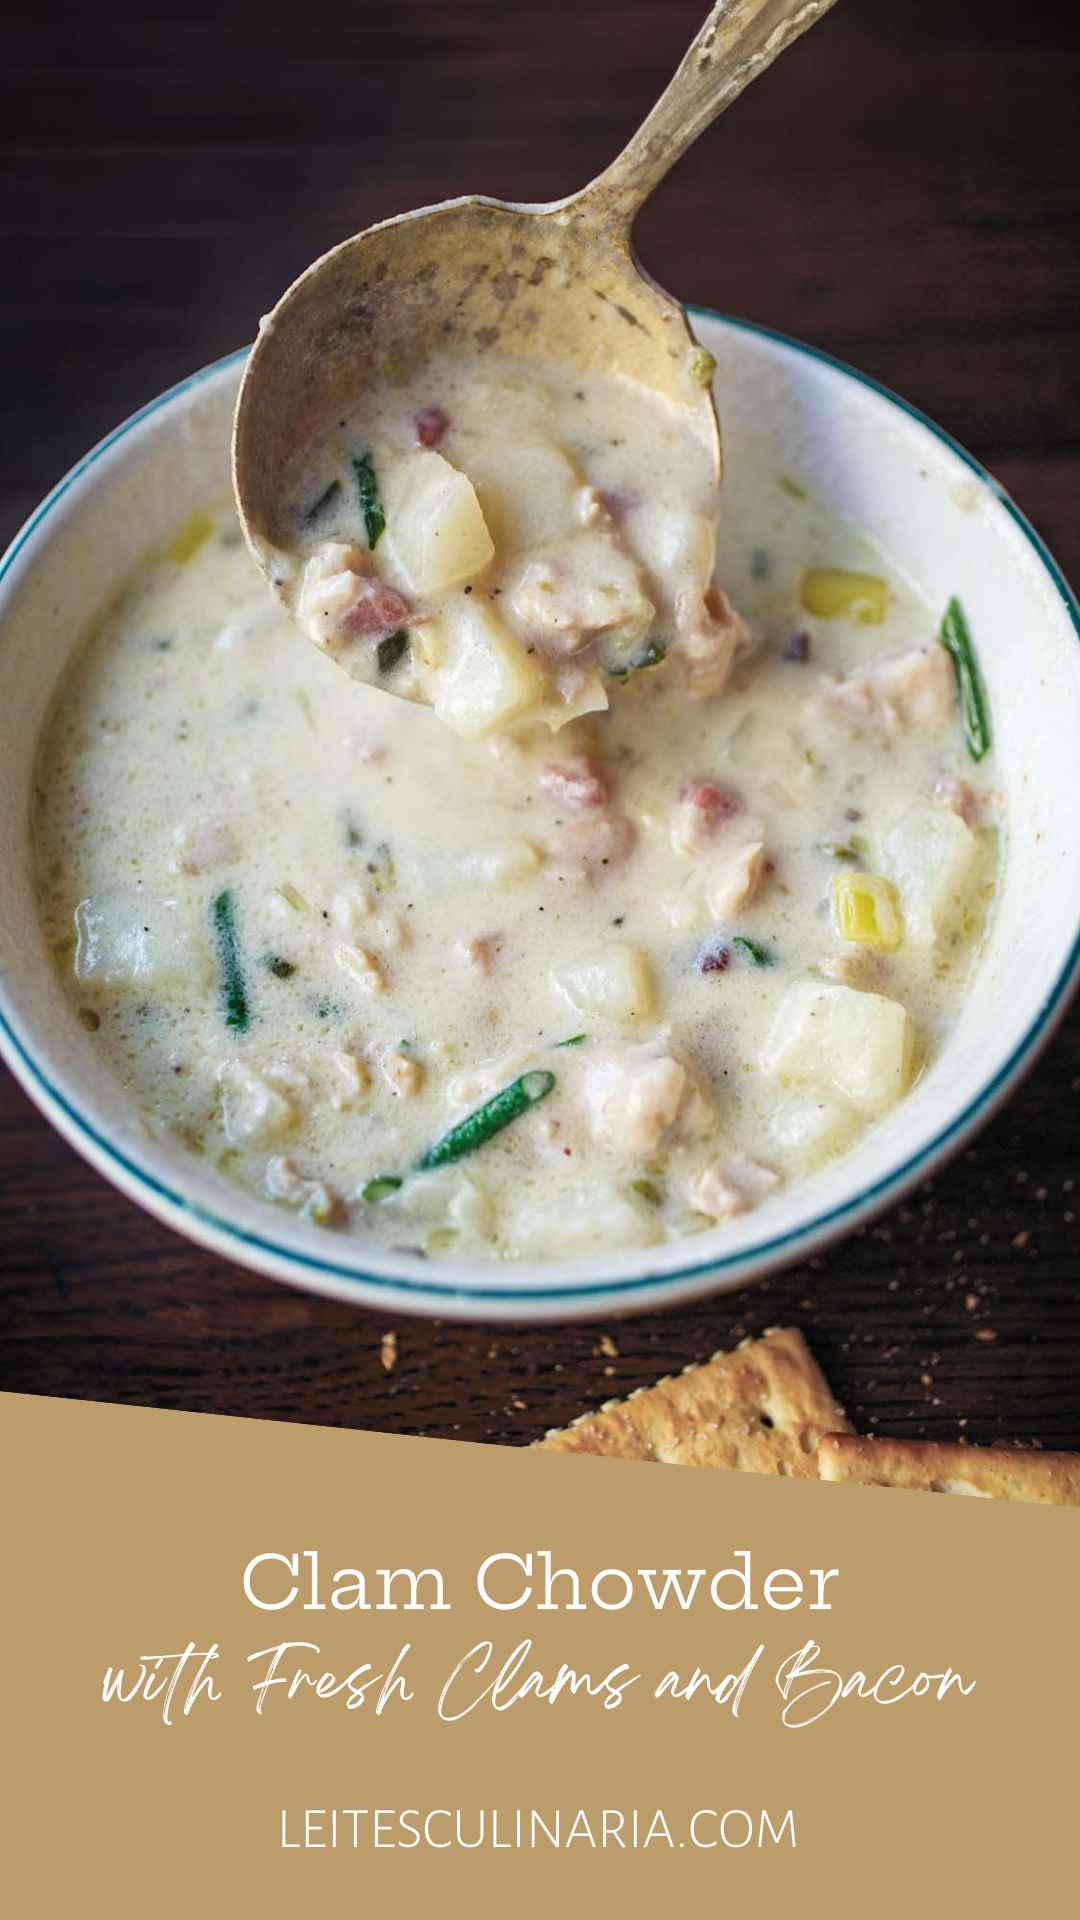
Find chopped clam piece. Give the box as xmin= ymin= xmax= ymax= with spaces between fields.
xmin=705 ymin=839 xmax=766 ymax=921
xmin=218 ymin=1061 xmax=297 ymax=1147
xmin=825 ymin=642 xmax=955 ymax=732
xmin=582 ymin=1046 xmax=689 ymax=1159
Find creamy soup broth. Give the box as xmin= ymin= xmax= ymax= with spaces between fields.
xmin=34 ymin=363 xmax=997 ymax=1261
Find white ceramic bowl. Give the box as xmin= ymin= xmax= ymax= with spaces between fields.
xmin=2 ymin=312 xmax=1079 ymax=1322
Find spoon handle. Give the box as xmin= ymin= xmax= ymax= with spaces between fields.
xmin=579 ymin=0 xmax=841 ymax=229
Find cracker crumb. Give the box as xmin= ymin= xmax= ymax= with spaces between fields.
xmin=380 ymin=1330 xmax=398 ymax=1373
xmin=595 ymin=1333 xmax=619 ymax=1359
xmin=975 ymin=1327 xmax=998 ymax=1343
xmin=1012 ymin=1229 xmax=1030 ymax=1247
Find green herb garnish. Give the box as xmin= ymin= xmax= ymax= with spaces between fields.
xmin=939 ymin=596 xmax=991 ymax=761
xmin=212 ymin=889 xmax=249 ymax=1031
xmin=377 ymin=630 xmax=409 ymax=675
xmin=353 ymin=452 xmax=385 ymax=548
xmin=732 ymin=935 xmax=775 ymax=968
xmin=554 ymin=1033 xmax=587 ymax=1048
xmin=417 ymin=1070 xmax=556 ymax=1171
xmin=362 ymin=1175 xmax=403 ymax=1204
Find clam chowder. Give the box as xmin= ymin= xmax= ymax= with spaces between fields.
xmin=34 ymin=359 xmax=997 ymax=1260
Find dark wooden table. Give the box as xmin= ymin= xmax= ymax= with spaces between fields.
xmin=2 ymin=0 xmax=1078 ymax=1446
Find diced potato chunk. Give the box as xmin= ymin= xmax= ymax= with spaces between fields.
xmin=832 ymin=871 xmax=903 ymax=949
xmin=378 ymin=1167 xmax=494 ymax=1250
xmin=505 ymin=1181 xmax=662 ymax=1257
xmin=385 ymin=451 xmax=494 ymax=594
xmin=470 ymin=442 xmax=582 ymax=554
xmin=460 ymin=837 xmax=540 ymax=888
xmin=762 ymin=980 xmax=913 ymax=1116
xmin=218 ymin=1061 xmax=296 ymax=1147
xmin=551 ymin=943 xmax=656 ymax=1025
xmin=768 ymin=1090 xmax=860 ymax=1170
xmin=800 ymin=568 xmax=889 ymax=624
xmin=73 ymin=887 xmax=203 ymax=988
xmin=423 ymin=595 xmax=545 ymax=737
xmin=880 ymin=804 xmax=981 ymax=947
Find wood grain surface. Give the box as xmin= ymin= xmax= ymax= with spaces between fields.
xmin=2 ymin=0 xmax=1078 ymax=1447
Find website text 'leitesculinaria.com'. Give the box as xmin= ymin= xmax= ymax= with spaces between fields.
xmin=279 ymin=1805 xmax=797 ymax=1851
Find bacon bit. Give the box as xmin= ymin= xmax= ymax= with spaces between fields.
xmin=539 ymin=753 xmax=611 ymax=811
xmin=380 ymin=1330 xmax=398 ymax=1373
xmin=342 ymin=577 xmax=413 ymax=641
xmin=457 ymin=934 xmax=502 ymax=972
xmin=694 ymin=935 xmax=731 ymax=975
xmin=672 ymin=777 xmax=740 ymax=855
xmin=415 ymin=405 xmax=449 ymax=449
xmin=934 ymin=773 xmax=979 ymax=825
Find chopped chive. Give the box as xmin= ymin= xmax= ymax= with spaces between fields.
xmin=553 ymin=1033 xmax=587 ymax=1048
xmin=939 ymin=596 xmax=991 ymax=761
xmin=362 ymin=1175 xmax=403 ymax=1204
xmin=732 ymin=935 xmax=775 ymax=968
xmin=342 ymin=808 xmax=364 ymax=850
xmin=416 ymin=1069 xmax=556 ymax=1171
xmin=353 ymin=452 xmax=385 ymax=548
xmin=377 ymin=630 xmax=409 ymax=675
xmin=212 ymin=889 xmax=249 ymax=1031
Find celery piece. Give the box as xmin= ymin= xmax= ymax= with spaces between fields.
xmin=362 ymin=1176 xmax=403 ymax=1204
xmin=832 ymin=872 xmax=903 ymax=949
xmin=800 ymin=567 xmax=888 ymax=625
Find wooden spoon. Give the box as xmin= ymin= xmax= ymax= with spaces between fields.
xmin=233 ymin=0 xmax=838 ymax=616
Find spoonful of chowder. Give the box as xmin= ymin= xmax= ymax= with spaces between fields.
xmin=232 ymin=0 xmax=839 ymax=738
